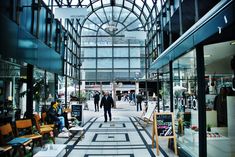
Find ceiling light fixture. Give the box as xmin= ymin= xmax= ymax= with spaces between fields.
xmin=104 ymin=21 xmax=118 ymax=34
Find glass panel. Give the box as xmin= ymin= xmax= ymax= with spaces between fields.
xmin=204 ymin=41 xmax=235 ymax=157
xmin=97 ymin=59 xmax=112 ymax=68
xmin=82 ymin=59 xmax=96 ymax=69
xmin=114 ymin=69 xmax=129 ymax=79
xmin=130 ymin=48 xmax=141 ymax=57
xmin=81 ymin=36 xmax=97 ymax=46
xmin=113 ymin=36 xmax=128 ymax=46
xmin=97 ymin=37 xmax=112 ymax=46
xmin=97 ymin=48 xmax=112 ymax=57
xmin=82 ymin=48 xmax=96 ymax=58
xmin=173 ymin=49 xmax=198 ymax=156
xmin=114 ymin=48 xmax=128 ymax=57
xmin=130 ymin=59 xmax=141 ymax=68
xmin=97 ymin=69 xmax=112 ymax=81
xmin=114 ymin=59 xmax=129 ymax=68
xmin=159 ymin=65 xmax=170 ymax=111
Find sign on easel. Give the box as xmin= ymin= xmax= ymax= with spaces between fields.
xmin=151 ymin=112 xmax=177 ymax=156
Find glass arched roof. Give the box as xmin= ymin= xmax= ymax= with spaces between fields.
xmin=43 ymin=0 xmax=165 ymax=33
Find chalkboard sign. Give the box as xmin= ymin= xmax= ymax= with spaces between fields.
xmin=151 ymin=112 xmax=177 ymax=156
xmin=156 ymin=114 xmax=173 ymax=136
xmin=71 ymin=104 xmax=83 ymax=122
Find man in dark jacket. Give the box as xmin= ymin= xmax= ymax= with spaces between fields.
xmin=100 ymin=91 xmax=114 ymax=122
xmin=93 ymin=91 xmax=100 ymax=112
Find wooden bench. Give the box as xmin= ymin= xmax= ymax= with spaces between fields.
xmin=0 ymin=123 xmax=33 ymax=157
xmin=15 ymin=119 xmax=42 ymax=147
xmin=34 ymin=114 xmax=55 ymax=144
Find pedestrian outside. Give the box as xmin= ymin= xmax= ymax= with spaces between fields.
xmin=100 ymin=91 xmax=114 ymax=122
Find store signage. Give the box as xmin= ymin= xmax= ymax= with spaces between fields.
xmin=54 ymin=8 xmax=88 ymax=19
xmin=71 ymin=104 xmax=83 ymax=121
xmin=125 ymin=31 xmax=146 ymax=40
xmin=152 ymin=112 xmax=177 ymax=156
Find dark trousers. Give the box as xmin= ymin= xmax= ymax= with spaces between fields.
xmin=137 ymin=102 xmax=142 ymax=111
xmin=104 ymin=108 xmax=112 ymax=122
xmin=94 ymin=101 xmax=99 ymax=111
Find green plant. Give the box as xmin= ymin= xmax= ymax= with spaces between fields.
xmin=20 ymin=78 xmax=49 ymax=112
xmin=207 ymin=124 xmax=211 ymax=132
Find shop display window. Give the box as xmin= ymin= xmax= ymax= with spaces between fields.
xmin=204 ymin=41 xmax=235 ymax=157
xmin=159 ymin=65 xmax=171 ymax=112
xmin=173 ymin=49 xmax=199 ymax=156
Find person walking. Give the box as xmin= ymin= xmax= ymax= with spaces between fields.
xmin=100 ymin=91 xmax=114 ymax=122
xmin=136 ymin=93 xmax=143 ymax=111
xmin=93 ymin=91 xmax=100 ymax=112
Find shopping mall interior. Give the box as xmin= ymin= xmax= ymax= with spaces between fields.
xmin=0 ymin=0 xmax=235 ymax=157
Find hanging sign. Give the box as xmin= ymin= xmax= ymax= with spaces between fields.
xmin=54 ymin=8 xmax=88 ymax=19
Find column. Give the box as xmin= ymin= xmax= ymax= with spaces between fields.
xmin=112 ymin=81 xmax=116 ymax=108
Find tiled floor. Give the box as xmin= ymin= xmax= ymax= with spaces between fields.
xmin=55 ymin=100 xmax=177 ymax=157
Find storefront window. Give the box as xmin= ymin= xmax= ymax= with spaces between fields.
xmin=0 ymin=58 xmax=27 ymax=121
xmin=33 ymin=68 xmax=46 ymax=112
xmin=173 ymin=49 xmax=199 ymax=156
xmin=204 ymin=41 xmax=235 ymax=157
xmin=159 ymin=65 xmax=170 ymax=111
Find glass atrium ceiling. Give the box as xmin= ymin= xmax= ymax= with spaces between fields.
xmin=42 ymin=0 xmax=165 ymax=81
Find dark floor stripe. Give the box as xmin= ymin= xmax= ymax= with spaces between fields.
xmin=134 ymin=117 xmax=169 ymax=157
xmin=64 ymin=118 xmax=97 ymax=157
xmin=129 ymin=117 xmax=156 ymax=157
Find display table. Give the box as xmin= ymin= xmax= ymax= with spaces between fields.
xmin=33 ymin=144 xmax=67 ymax=157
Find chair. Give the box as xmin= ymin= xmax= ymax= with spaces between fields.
xmin=41 ymin=112 xmax=55 ymax=128
xmin=0 ymin=123 xmax=32 ymax=157
xmin=34 ymin=114 xmax=55 ymax=144
xmin=15 ymin=119 xmax=42 ymax=146
xmin=139 ymin=101 xmax=157 ymax=127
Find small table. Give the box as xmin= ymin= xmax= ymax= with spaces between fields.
xmin=33 ymin=144 xmax=67 ymax=157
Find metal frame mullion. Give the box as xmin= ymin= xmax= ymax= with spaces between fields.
xmin=194 ymin=0 xmax=199 ymax=22
xmin=82 ymin=25 xmax=97 ymax=32
xmin=89 ymin=0 xmax=94 ymax=11
xmin=132 ymin=0 xmax=135 ymax=12
xmin=168 ymin=0 xmax=172 ymax=45
xmin=143 ymin=1 xmax=157 ymax=29
xmin=128 ymin=40 xmax=130 ymax=79
xmin=196 ymin=45 xmax=207 ymax=157
xmin=115 ymin=6 xmax=123 ymax=28
xmin=102 ymin=6 xmax=110 ymax=23
xmin=87 ymin=18 xmax=111 ymax=35
xmin=115 ymin=18 xmax=138 ymax=35
xmin=121 ymin=11 xmax=131 ymax=24
xmin=178 ymin=0 xmax=183 ymax=35
xmin=96 ymin=29 xmax=99 ymax=82
xmin=94 ymin=12 xmax=104 ymax=24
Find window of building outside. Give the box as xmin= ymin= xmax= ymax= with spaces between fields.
xmin=173 ymin=49 xmax=199 ymax=156
xmin=80 ymin=5 xmax=145 ymax=82
xmin=204 ymin=41 xmax=235 ymax=157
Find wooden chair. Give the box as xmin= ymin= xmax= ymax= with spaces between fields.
xmin=34 ymin=114 xmax=55 ymax=144
xmin=15 ymin=119 xmax=42 ymax=146
xmin=41 ymin=112 xmax=55 ymax=128
xmin=0 ymin=123 xmax=32 ymax=157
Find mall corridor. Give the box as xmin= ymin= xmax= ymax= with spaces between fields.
xmin=57 ymin=101 xmax=176 ymax=157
